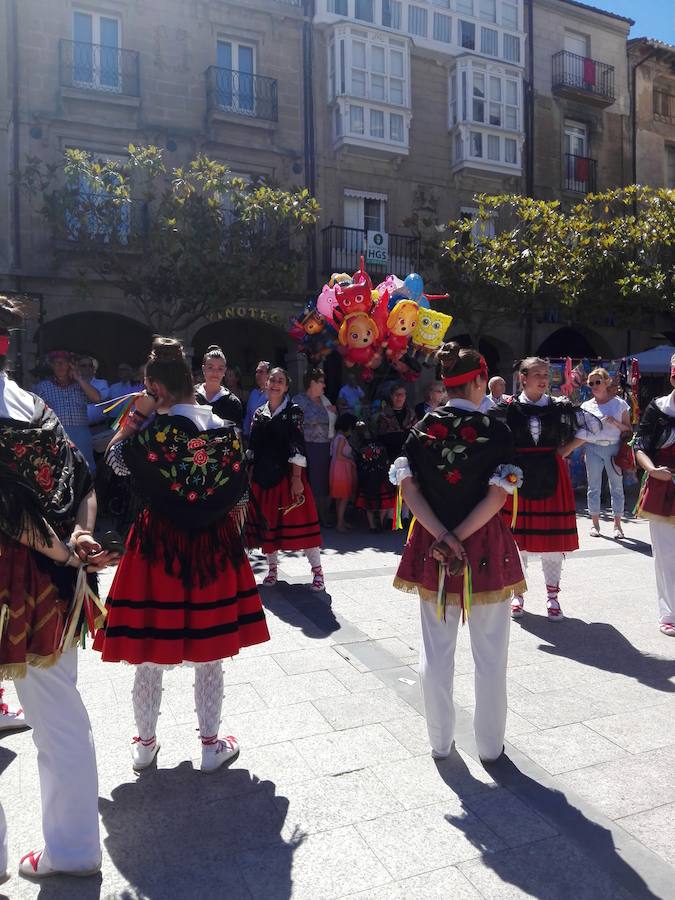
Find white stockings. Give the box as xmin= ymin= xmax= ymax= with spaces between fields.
xmin=266 ymin=547 xmax=322 ymax=574
xmin=132 ymin=661 xmax=224 ymax=744
xmin=516 ymin=551 xmax=563 ymax=603
xmin=194 ymin=661 xmax=224 ymax=741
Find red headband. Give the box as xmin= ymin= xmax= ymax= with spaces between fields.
xmin=0 ymin=335 xmax=9 ymax=355
xmin=443 ymin=357 xmax=488 ymax=388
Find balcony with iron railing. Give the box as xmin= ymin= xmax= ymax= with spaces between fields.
xmin=552 ymin=50 xmax=615 ymax=107
xmin=564 ymin=153 xmax=597 ymax=194
xmin=206 ymin=66 xmax=278 ymax=123
xmin=321 ymin=225 xmax=420 ymax=279
xmin=59 ymin=39 xmax=140 ymax=97
xmin=62 ymin=195 xmax=148 ymax=248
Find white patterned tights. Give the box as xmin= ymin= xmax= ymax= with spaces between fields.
xmin=132 ymin=661 xmax=224 ymax=744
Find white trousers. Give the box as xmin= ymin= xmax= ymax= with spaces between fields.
xmin=10 ymin=650 xmax=100 ymax=870
xmin=418 ymin=598 xmax=510 ymax=760
xmin=649 ymin=521 xmax=675 ymax=625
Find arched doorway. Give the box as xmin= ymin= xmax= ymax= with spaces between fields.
xmin=35 ymin=312 xmax=152 ymax=381
xmin=192 ymin=318 xmax=294 ymax=389
xmin=537 ymin=326 xmax=611 ymax=360
xmin=449 ymin=333 xmax=513 ymax=377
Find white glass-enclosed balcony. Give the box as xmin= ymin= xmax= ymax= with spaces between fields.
xmin=328 ymin=24 xmax=412 ymax=154
xmin=449 ymin=57 xmax=523 ymax=174
xmin=316 ymin=0 xmax=525 ymax=68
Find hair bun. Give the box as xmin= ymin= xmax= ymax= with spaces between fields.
xmin=151 ymin=337 xmax=184 ymax=362
xmin=436 ymin=341 xmax=461 ymax=375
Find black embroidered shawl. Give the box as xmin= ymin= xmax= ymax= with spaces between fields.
xmin=634 ymin=399 xmax=675 ymax=457
xmin=195 ymin=385 xmax=243 ymax=427
xmin=249 ymin=401 xmax=306 ymax=489
xmin=404 ymin=407 xmax=516 ymax=531
xmin=0 ymin=397 xmax=93 ymax=545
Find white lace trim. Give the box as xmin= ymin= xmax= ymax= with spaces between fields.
xmin=289 ymin=453 xmax=307 ymax=467
xmin=389 ymin=456 xmax=412 ymax=485
xmin=488 ymin=464 xmax=523 ymax=494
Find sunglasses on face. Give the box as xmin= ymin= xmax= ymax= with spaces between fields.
xmin=589 ymin=380 xmax=605 ymax=386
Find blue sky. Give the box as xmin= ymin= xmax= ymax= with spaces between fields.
xmin=590 ymin=0 xmax=675 ymax=43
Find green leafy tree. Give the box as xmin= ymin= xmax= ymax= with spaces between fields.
xmin=18 ymin=146 xmax=320 ymax=334
xmin=438 ymin=187 xmax=674 ymax=348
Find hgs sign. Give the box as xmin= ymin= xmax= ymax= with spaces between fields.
xmin=366 ymin=230 xmax=388 ymax=264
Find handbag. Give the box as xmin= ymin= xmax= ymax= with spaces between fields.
xmin=612 ymin=432 xmax=635 ymax=473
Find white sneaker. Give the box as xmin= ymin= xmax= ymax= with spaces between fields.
xmin=201 ymin=735 xmax=239 ymax=773
xmin=19 ymin=849 xmax=101 ymax=879
xmin=131 ymin=736 xmax=160 ymax=771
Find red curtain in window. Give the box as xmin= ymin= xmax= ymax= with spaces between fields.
xmin=583 ymin=57 xmax=596 ymax=87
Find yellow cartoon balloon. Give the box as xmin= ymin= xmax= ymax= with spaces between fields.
xmin=411 ymin=308 xmax=453 ymax=356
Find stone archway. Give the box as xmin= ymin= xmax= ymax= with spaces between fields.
xmin=536 ymin=326 xmax=612 ymax=360
xmin=35 ymin=312 xmax=152 ymax=381
xmin=191 ymin=317 xmax=295 ymax=389
xmin=449 ymin=333 xmax=514 ymax=377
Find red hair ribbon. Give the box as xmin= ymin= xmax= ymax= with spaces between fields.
xmin=0 ymin=336 xmax=9 ymax=356
xmin=443 ymin=357 xmax=488 ymax=388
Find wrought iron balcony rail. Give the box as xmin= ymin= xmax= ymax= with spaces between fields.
xmin=552 ymin=50 xmax=614 ymax=103
xmin=59 ymin=39 xmax=140 ymax=97
xmin=206 ymin=66 xmax=278 ymax=122
xmin=64 ymin=194 xmax=148 ymax=246
xmin=321 ymin=225 xmax=420 ymax=278
xmin=564 ymin=153 xmax=597 ymax=194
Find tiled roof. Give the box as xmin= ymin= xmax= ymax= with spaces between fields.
xmin=554 ymin=0 xmax=634 ymax=26
xmin=628 ymin=37 xmax=675 ymax=54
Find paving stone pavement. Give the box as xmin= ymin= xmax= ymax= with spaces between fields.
xmin=2 ymin=510 xmax=675 ymax=899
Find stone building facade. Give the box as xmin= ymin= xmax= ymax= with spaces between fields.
xmin=0 ymin=0 xmax=673 ymax=385
xmin=629 ymin=38 xmax=675 ymax=190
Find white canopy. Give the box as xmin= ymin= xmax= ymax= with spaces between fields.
xmin=630 ymin=345 xmax=675 ymax=374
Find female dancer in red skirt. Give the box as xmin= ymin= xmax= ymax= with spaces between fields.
xmin=245 ymin=368 xmax=324 ymax=590
xmin=500 ymin=357 xmax=586 ymax=621
xmin=634 ymin=354 xmax=675 ymax=637
xmin=392 ymin=343 xmax=525 ymax=760
xmin=94 ymin=338 xmax=269 ymax=773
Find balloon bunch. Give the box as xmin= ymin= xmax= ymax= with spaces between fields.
xmin=288 ymin=258 xmax=452 ymax=382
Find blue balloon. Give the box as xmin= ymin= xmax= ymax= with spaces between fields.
xmin=404 ymin=273 xmax=424 ymax=301
xmin=418 ymin=294 xmax=430 ymax=309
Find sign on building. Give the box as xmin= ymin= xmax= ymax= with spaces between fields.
xmin=366 ymin=230 xmax=388 ymax=265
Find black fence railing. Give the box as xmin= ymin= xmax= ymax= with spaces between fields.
xmin=59 ymin=39 xmax=140 ymax=96
xmin=564 ymin=153 xmax=597 ymax=193
xmin=552 ymin=50 xmax=614 ymax=103
xmin=321 ymin=225 xmax=420 ymax=279
xmin=206 ymin=66 xmax=278 ymax=122
xmin=64 ymin=195 xmax=148 ymax=246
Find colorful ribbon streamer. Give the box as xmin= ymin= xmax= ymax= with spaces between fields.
xmin=60 ymin=567 xmax=108 ymax=651
xmin=392 ymin=484 xmax=404 ymax=531
xmin=511 ymin=487 xmax=518 ymax=530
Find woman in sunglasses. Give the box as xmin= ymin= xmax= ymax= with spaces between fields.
xmin=246 ymin=368 xmax=324 ymax=591
xmin=581 ymin=368 xmax=632 ymax=539
xmin=634 ymin=353 xmax=675 ymax=637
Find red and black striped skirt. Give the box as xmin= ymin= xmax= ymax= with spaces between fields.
xmin=502 ymin=454 xmax=579 ymax=553
xmin=93 ymin=525 xmax=269 ymax=666
xmin=245 ymin=471 xmax=322 ymax=554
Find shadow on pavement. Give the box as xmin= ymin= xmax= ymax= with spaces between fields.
xmin=263 ymin=583 xmax=341 ymax=638
xmin=437 ymin=751 xmax=658 ymax=899
xmin=99 ymin=763 xmax=303 ymax=899
xmin=518 ymin=614 xmax=675 ymax=693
